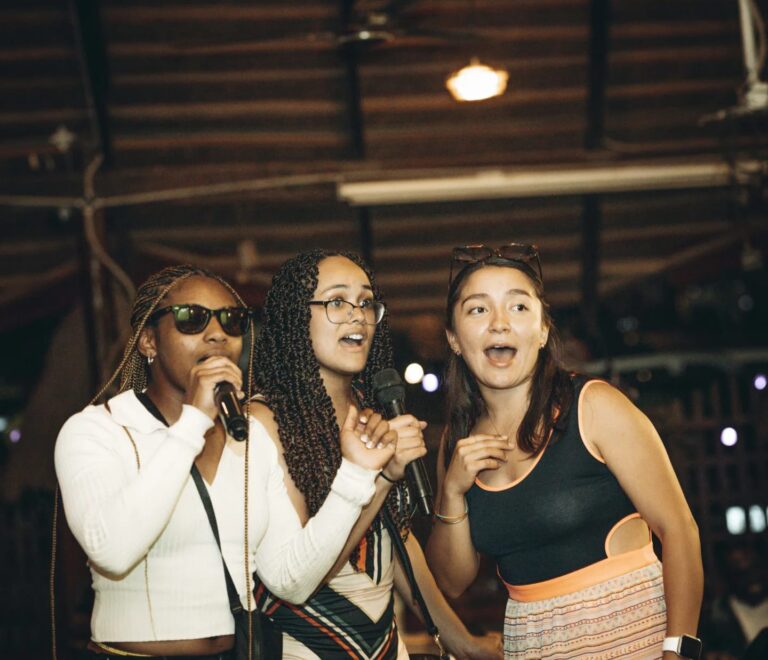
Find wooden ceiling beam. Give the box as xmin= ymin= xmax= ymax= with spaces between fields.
xmin=113 ymin=68 xmax=342 ymax=86
xmin=109 ymin=99 xmax=340 ymax=121
xmin=0 ymin=108 xmax=86 ymax=125
xmin=377 ymin=257 xmax=666 ymax=289
xmin=113 ymin=131 xmax=346 ymax=149
xmin=612 ymin=21 xmax=739 ymax=40
xmin=0 ymin=46 xmax=74 ymax=61
xmin=104 ymin=6 xmax=336 ymax=22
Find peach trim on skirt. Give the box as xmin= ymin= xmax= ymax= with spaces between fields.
xmin=502 ymin=542 xmax=657 ymax=602
xmin=503 ymin=559 xmax=666 ymax=659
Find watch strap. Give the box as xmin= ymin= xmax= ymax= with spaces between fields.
xmin=663 ymin=637 xmax=682 ymax=653
xmin=662 ymin=635 xmax=702 ymax=659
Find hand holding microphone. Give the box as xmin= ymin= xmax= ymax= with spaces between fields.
xmin=373 ymin=368 xmax=433 ymax=516
xmin=214 ymin=382 xmax=248 ymax=441
xmin=185 ymin=356 xmax=248 ymax=441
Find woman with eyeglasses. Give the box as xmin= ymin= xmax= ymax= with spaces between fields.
xmin=55 ymin=264 xmax=396 ymax=659
xmin=425 ymin=245 xmax=703 ymax=659
xmin=250 ymin=250 xmax=502 ymax=659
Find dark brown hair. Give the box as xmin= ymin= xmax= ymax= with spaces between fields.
xmin=443 ymin=257 xmax=573 ymax=466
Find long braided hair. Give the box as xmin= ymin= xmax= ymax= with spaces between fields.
xmin=91 ymin=263 xmax=255 ymax=405
xmin=253 ymin=250 xmax=411 ymax=567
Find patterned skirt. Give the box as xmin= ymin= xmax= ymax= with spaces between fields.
xmin=503 ymin=550 xmax=666 ymax=659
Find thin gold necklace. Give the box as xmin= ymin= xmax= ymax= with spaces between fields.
xmin=486 ymin=410 xmax=519 ymax=444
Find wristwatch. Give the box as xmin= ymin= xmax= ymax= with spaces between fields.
xmin=662 ymin=635 xmax=702 ymax=659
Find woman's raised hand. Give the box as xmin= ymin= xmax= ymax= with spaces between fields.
xmin=381 ymin=414 xmax=428 ymax=482
xmin=443 ymin=434 xmax=512 ymax=497
xmin=339 ymin=405 xmax=397 ymax=471
xmin=183 ymin=356 xmax=244 ymax=420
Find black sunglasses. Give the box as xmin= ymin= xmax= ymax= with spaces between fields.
xmin=149 ymin=304 xmax=252 ymax=336
xmin=449 ymin=243 xmax=543 ymax=285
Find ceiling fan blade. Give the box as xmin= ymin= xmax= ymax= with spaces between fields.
xmin=405 ymin=26 xmax=487 ymax=43
xmin=168 ymin=32 xmax=338 ymax=54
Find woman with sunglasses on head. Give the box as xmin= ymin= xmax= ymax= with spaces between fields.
xmin=425 ymin=245 xmax=703 ymax=659
xmin=55 ymin=264 xmax=395 ymax=660
xmin=251 ymin=250 xmax=502 ymax=659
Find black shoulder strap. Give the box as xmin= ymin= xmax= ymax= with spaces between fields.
xmin=381 ymin=509 xmax=449 ymax=660
xmin=190 ymin=465 xmax=244 ymax=614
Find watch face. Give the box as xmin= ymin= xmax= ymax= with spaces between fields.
xmin=679 ymin=635 xmax=702 ymax=659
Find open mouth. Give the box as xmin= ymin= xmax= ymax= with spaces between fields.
xmin=484 ymin=345 xmax=517 ymax=362
xmin=340 ymin=333 xmax=365 ymax=347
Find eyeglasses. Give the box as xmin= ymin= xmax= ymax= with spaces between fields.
xmin=149 ymin=304 xmax=252 ymax=336
xmin=308 ymin=299 xmax=386 ymax=325
xmin=449 ymin=243 xmax=542 ymax=285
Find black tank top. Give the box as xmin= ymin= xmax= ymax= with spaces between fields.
xmin=465 ymin=376 xmax=637 ymax=585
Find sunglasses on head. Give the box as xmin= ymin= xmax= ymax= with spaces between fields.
xmin=449 ymin=243 xmax=543 ymax=285
xmin=149 ymin=304 xmax=252 ymax=336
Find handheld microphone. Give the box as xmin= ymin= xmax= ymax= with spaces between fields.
xmin=372 ymin=368 xmax=433 ymax=516
xmin=214 ymin=382 xmax=248 ymax=442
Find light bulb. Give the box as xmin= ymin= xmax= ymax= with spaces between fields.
xmin=446 ymin=58 xmax=508 ymax=102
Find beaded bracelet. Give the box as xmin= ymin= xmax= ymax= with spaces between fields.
xmin=378 ymin=471 xmax=398 ymax=484
xmin=434 ymin=501 xmax=469 ymax=524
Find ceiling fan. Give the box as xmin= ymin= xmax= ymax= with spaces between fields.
xmin=169 ymin=0 xmax=486 ymax=54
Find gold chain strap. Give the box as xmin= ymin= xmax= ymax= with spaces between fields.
xmin=243 ymin=429 xmax=252 ymax=660
xmin=50 ymin=488 xmax=59 ymax=660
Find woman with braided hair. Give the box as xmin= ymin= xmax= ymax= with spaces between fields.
xmin=251 ymin=250 xmax=502 ymax=660
xmin=55 ymin=264 xmax=395 ymax=659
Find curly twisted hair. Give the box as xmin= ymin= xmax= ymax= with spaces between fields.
xmin=253 ymin=250 xmax=410 ymax=565
xmin=91 ymin=264 xmax=254 ymax=406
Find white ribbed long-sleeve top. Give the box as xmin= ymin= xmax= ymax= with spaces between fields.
xmin=54 ymin=390 xmax=376 ymax=643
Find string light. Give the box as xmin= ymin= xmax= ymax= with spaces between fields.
xmin=720 ymin=427 xmax=738 ymax=446
xmin=726 ymin=506 xmax=746 ymax=534
xmin=748 ymin=505 xmax=766 ymax=533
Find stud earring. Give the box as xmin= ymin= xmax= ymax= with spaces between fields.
xmin=147 ymin=354 xmax=154 ymax=365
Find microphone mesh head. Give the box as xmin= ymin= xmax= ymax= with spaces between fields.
xmin=373 ymin=368 xmax=405 ymax=406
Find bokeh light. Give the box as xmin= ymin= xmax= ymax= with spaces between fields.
xmin=404 ymin=363 xmax=425 ymax=384
xmin=422 ymin=373 xmax=439 ymax=393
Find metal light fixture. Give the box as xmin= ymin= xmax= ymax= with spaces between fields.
xmin=446 ymin=57 xmax=508 ymax=102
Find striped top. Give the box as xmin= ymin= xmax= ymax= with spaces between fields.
xmin=259 ymin=521 xmax=407 ymax=659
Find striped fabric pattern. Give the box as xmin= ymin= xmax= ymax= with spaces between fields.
xmin=504 ymin=561 xmax=666 ymax=659
xmin=258 ymin=522 xmax=402 ymax=659
xmin=261 ymin=585 xmax=399 ymax=659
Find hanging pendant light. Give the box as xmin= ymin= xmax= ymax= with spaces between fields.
xmin=446 ymin=57 xmax=508 ymax=102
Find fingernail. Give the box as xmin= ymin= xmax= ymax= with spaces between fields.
xmin=376 ymin=443 xmax=384 ymax=449
xmin=360 ymin=433 xmax=369 ymax=443
xmin=366 ymin=441 xmax=374 ymax=449
xmin=359 ymin=415 xmax=368 ymax=423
